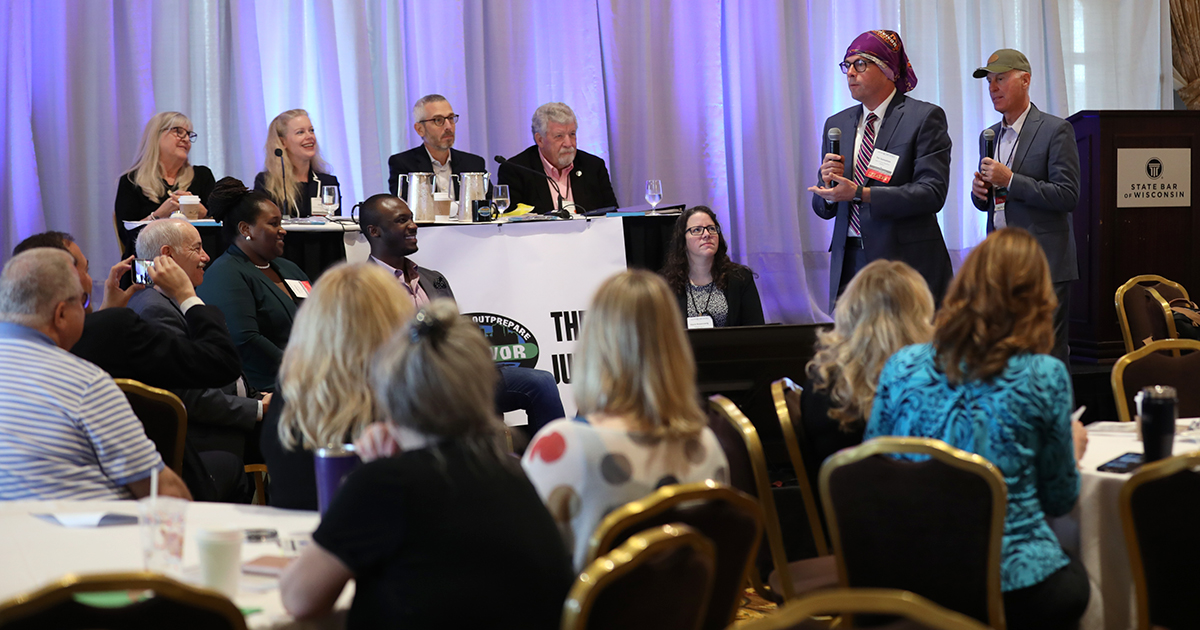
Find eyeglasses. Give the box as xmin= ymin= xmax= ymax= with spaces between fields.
xmin=417 ymin=114 xmax=460 ymax=128
xmin=839 ymin=59 xmax=872 ymax=74
xmin=686 ymin=225 xmax=720 ymax=237
xmin=168 ymin=127 xmax=198 ymax=142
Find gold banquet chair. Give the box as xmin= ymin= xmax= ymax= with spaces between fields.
xmin=738 ymin=588 xmax=992 ymax=630
xmin=1115 ymin=274 xmax=1189 ymax=354
xmin=115 ymin=379 xmax=188 ymax=475
xmin=820 ymin=437 xmax=1007 ymax=630
xmin=0 ymin=572 xmax=246 ymax=630
xmin=1110 ymin=339 xmax=1200 ymax=423
xmin=563 ymin=524 xmax=716 ymax=630
xmin=770 ymin=377 xmax=831 ymax=555
xmin=1120 ymin=452 xmax=1200 ymax=630
xmin=585 ymin=481 xmax=761 ymax=630
xmin=708 ymin=394 xmax=837 ymax=603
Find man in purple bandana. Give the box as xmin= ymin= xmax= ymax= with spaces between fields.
xmin=809 ymin=29 xmax=953 ymax=312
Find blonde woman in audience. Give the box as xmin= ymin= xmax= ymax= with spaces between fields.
xmin=522 ymin=270 xmax=730 ymax=570
xmin=281 ymin=300 xmax=574 ymax=628
xmin=254 ymin=109 xmax=339 ymax=218
xmin=259 ymin=262 xmax=412 ymax=510
xmin=800 ymin=259 xmax=934 ymax=489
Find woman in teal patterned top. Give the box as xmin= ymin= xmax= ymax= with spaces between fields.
xmin=866 ymin=228 xmax=1089 ymax=630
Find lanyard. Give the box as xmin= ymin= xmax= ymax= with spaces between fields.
xmin=688 ymin=282 xmax=717 ymax=316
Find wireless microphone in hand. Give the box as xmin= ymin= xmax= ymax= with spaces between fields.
xmin=827 ymin=128 xmax=842 ymax=187
xmin=983 ymin=128 xmax=995 ymax=160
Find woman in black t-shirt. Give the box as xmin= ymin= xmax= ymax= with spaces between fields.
xmin=280 ymin=300 xmax=574 ymax=629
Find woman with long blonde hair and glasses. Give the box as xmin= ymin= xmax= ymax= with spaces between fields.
xmin=259 ymin=262 xmax=413 ymax=510
xmin=114 ymin=112 xmax=215 ymax=255
xmin=801 ymin=259 xmax=934 ymax=488
xmin=867 ymin=228 xmax=1089 ymax=629
xmin=254 ymin=109 xmax=339 ymax=218
xmin=522 ymin=270 xmax=729 ymax=570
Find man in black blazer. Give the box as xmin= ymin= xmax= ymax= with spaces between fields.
xmin=972 ymin=49 xmax=1080 ymax=364
xmin=498 ymin=102 xmax=618 ymax=215
xmin=388 ymin=94 xmax=489 ymax=201
xmin=809 ymin=30 xmax=953 ymax=312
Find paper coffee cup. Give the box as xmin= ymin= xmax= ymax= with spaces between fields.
xmin=178 ymin=195 xmax=201 ymax=219
xmin=197 ymin=528 xmax=242 ymax=598
xmin=433 ymin=192 xmax=452 ymax=218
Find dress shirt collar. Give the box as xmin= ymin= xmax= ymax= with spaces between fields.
xmin=538 ymin=149 xmax=574 ymax=180
xmin=369 ymin=255 xmax=419 ymax=282
xmin=861 ymin=86 xmax=897 ymax=128
xmin=1000 ymin=102 xmax=1033 ymax=137
xmin=0 ymin=322 xmax=54 ymax=347
xmin=425 ymin=146 xmax=452 ymax=169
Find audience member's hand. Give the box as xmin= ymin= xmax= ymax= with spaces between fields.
xmin=259 ymin=393 xmax=273 ymax=420
xmin=98 ymin=256 xmax=144 ymax=310
xmin=971 ymin=172 xmax=992 ymax=201
xmin=354 ymin=423 xmax=400 ymax=463
xmin=1072 ymin=419 xmax=1088 ymax=464
xmin=148 ymin=256 xmax=197 ymax=303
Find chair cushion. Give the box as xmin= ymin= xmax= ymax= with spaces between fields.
xmin=767 ymin=554 xmax=839 ymax=595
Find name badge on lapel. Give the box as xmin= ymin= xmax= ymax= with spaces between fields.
xmin=865 ymin=149 xmax=900 ymax=183
xmin=284 ymin=279 xmax=312 ymax=299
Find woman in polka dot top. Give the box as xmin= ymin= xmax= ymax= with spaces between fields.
xmin=521 ymin=270 xmax=730 ymax=570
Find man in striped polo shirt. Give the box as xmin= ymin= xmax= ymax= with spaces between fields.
xmin=0 ymin=248 xmax=191 ymax=500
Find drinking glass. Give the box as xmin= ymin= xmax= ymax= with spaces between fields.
xmin=493 ymin=185 xmax=510 ymax=215
xmin=320 ymin=186 xmax=339 ymax=216
xmin=645 ymin=180 xmax=663 ymax=215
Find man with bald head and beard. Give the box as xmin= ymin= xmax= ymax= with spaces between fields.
xmin=358 ymin=194 xmax=565 ymax=439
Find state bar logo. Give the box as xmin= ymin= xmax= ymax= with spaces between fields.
xmin=1146 ymin=158 xmax=1163 ymax=180
xmin=465 ymin=312 xmax=540 ymax=369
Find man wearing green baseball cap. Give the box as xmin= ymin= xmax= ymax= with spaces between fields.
xmin=971 ymin=48 xmax=1081 ymax=369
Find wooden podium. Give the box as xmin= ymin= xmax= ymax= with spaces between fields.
xmin=1069 ymin=110 xmax=1200 ymax=362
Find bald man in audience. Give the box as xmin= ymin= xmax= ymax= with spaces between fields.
xmin=0 ymin=248 xmax=191 ymax=500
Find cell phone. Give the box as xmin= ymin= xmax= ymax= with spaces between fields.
xmin=1097 ymin=452 xmax=1143 ymax=474
xmin=132 ymin=259 xmax=154 ymax=287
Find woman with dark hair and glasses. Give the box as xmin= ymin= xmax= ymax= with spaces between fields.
xmin=113 ymin=112 xmax=215 ymax=256
xmin=660 ymin=206 xmax=765 ymax=327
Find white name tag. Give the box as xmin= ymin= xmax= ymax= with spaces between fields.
xmin=285 ymin=279 xmax=312 ymax=299
xmin=865 ymin=149 xmax=900 ymax=183
xmin=687 ymin=315 xmax=715 ymax=329
xmin=310 ymin=197 xmax=327 ymax=216
xmin=994 ymin=188 xmax=1008 ymax=228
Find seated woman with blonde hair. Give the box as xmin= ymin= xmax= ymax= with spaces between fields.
xmin=801 ymin=259 xmax=935 ymax=488
xmin=867 ymin=227 xmax=1089 ymax=629
xmin=522 ymin=269 xmax=730 ymax=570
xmin=281 ymin=300 xmax=574 ymax=628
xmin=260 ymin=262 xmax=413 ymax=510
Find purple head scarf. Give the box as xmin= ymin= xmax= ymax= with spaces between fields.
xmin=845 ymin=30 xmax=918 ymax=93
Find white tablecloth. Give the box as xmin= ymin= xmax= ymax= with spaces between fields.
xmin=0 ymin=500 xmax=351 ymax=629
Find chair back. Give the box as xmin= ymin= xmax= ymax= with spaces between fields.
xmin=770 ymin=378 xmax=830 ymax=557
xmin=1110 ymin=339 xmax=1200 ymax=423
xmin=707 ymin=394 xmax=797 ymax=601
xmin=737 ymin=588 xmax=991 ymax=630
xmin=1116 ymin=274 xmax=1189 ymax=353
xmin=563 ymin=524 xmax=716 ymax=630
xmin=0 ymin=572 xmax=246 ymax=630
xmin=586 ymin=480 xmax=761 ymax=630
xmin=1120 ymin=452 xmax=1200 ymax=630
xmin=819 ymin=437 xmax=1006 ymax=630
xmin=115 ymin=379 xmax=188 ymax=475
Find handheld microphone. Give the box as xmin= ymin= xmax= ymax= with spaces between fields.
xmin=494 ymin=156 xmax=569 ymax=218
xmin=827 ymin=128 xmax=842 ymax=187
xmin=274 ymin=148 xmax=296 ymax=218
xmin=983 ymin=128 xmax=995 ymax=160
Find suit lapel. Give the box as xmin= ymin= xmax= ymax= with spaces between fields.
xmin=841 ymin=109 xmax=862 ymax=178
xmin=872 ymin=93 xmax=906 ymax=154
xmin=1011 ymin=105 xmax=1043 ymax=174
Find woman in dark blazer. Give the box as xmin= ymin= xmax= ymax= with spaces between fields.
xmin=197 ymin=177 xmax=309 ymax=392
xmin=253 ymin=109 xmax=339 ymax=218
xmin=660 ymin=206 xmax=765 ymax=327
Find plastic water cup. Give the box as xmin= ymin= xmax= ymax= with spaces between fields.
xmin=197 ymin=529 xmax=243 ymax=598
xmin=138 ymin=496 xmax=188 ymax=576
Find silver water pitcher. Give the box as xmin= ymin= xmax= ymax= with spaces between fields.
xmin=455 ymin=172 xmax=490 ymax=223
xmin=398 ymin=172 xmax=437 ymax=222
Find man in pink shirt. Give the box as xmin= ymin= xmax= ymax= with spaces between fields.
xmin=498 ymin=102 xmax=618 ymax=215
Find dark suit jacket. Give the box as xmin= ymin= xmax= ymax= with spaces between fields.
xmin=673 ymin=267 xmax=766 ymax=327
xmin=417 ymin=266 xmax=455 ymax=302
xmin=388 ymin=146 xmax=489 ymax=200
xmin=253 ymin=170 xmax=339 ymax=218
xmin=972 ymin=104 xmax=1080 ymax=284
xmin=811 ymin=93 xmax=954 ymax=309
xmin=498 ymin=146 xmax=618 ymax=214
xmin=71 ymin=304 xmax=242 ymax=389
xmin=196 ymin=244 xmax=309 ymax=392
xmin=128 ymin=288 xmax=259 ymax=458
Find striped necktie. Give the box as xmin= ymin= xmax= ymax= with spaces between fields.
xmin=850 ymin=112 xmax=878 ymax=235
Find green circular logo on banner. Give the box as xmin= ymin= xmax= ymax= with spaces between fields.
xmin=464 ymin=312 xmax=540 ymax=369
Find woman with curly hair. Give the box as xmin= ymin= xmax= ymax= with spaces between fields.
xmin=660 ymin=206 xmax=764 ymax=327
xmin=867 ymin=227 xmax=1089 ymax=630
xmin=800 ymin=259 xmax=934 ymax=489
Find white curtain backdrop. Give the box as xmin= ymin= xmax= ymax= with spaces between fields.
xmin=0 ymin=0 xmax=1169 ymax=323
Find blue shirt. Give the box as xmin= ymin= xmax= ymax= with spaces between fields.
xmin=0 ymin=322 xmax=163 ymax=500
xmin=866 ymin=343 xmax=1078 ymax=591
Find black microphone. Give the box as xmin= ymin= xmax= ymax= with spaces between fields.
xmin=274 ymin=148 xmax=296 ymax=218
xmin=982 ymin=128 xmax=996 ymax=205
xmin=494 ymin=156 xmax=568 ymax=217
xmin=827 ymin=128 xmax=841 ymax=187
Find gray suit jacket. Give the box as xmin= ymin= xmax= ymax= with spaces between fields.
xmin=128 ymin=288 xmax=259 ymax=458
xmin=418 ymin=266 xmax=455 ymax=302
xmin=972 ymin=104 xmax=1080 ymax=283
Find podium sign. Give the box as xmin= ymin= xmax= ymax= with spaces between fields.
xmin=1117 ymin=148 xmax=1191 ymax=207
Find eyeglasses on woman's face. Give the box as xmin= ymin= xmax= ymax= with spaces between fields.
xmin=167 ymin=127 xmax=198 ymax=142
xmin=686 ymin=225 xmax=720 ymax=237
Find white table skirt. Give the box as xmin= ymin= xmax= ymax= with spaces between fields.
xmin=0 ymin=500 xmax=351 ymax=629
